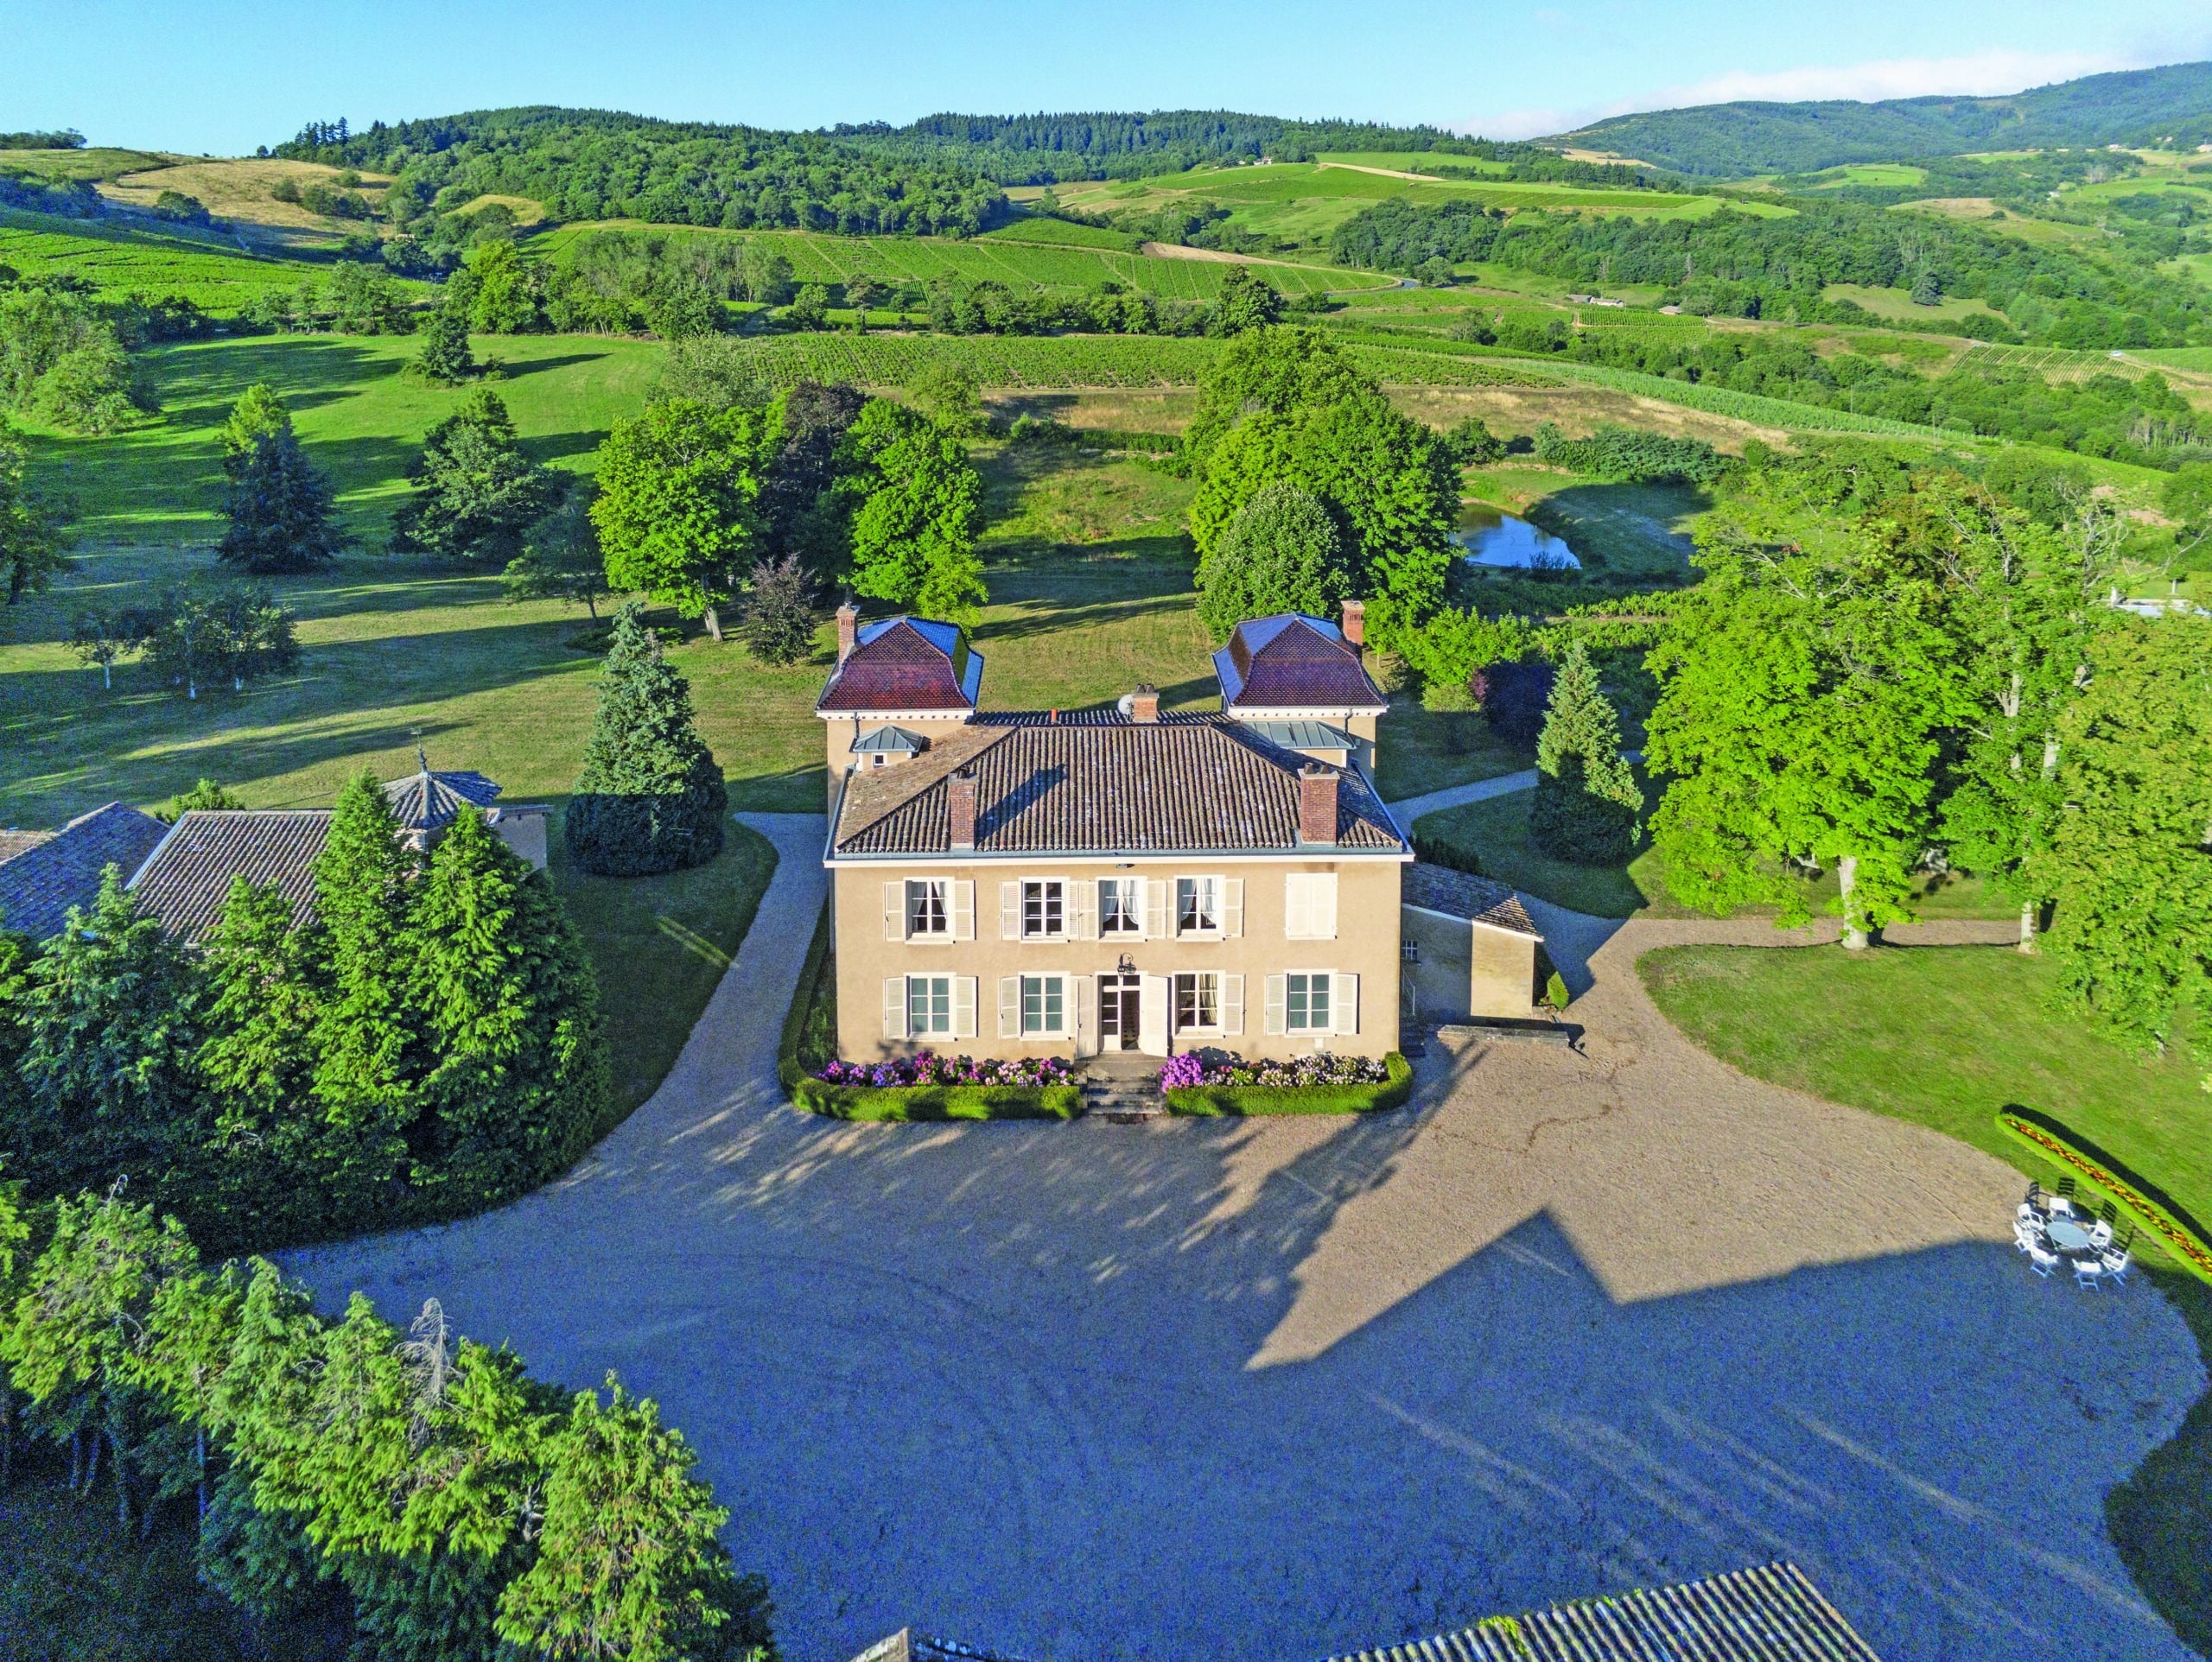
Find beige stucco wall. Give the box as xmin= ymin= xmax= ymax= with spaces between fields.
xmin=832 ymin=856 xmax=1404 ymax=1061
xmin=1402 ymin=904 xmax=1537 ymax=1023
xmin=493 ymin=809 xmax=549 ymax=872
xmin=821 ymin=713 xmax=975 ymax=810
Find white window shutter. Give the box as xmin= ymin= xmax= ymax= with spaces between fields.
xmin=1072 ymin=975 xmax=1093 ymax=1056
xmin=884 ymin=977 xmax=908 ymax=1040
xmin=1333 ymin=973 xmax=1360 ymax=1037
xmin=1001 ymin=880 xmax=1020 ymax=940
xmin=1284 ymin=874 xmax=1309 ymax=940
xmin=1145 ymin=878 xmax=1168 ymax=940
xmin=998 ymin=976 xmax=1020 ymax=1038
xmin=1264 ymin=974 xmax=1287 ymax=1036
xmin=1314 ymin=872 xmax=1338 ymax=940
xmin=1072 ymin=880 xmax=1099 ymax=942
xmin=1221 ymin=974 xmax=1245 ymax=1037
xmin=885 ymin=881 xmax=906 ymax=942
xmin=1221 ymin=877 xmax=1243 ymax=938
xmin=951 ymin=880 xmax=975 ymax=942
xmin=954 ymin=976 xmax=977 ymax=1039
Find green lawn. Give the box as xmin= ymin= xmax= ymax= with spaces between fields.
xmin=1637 ymin=941 xmax=2212 ymax=1651
xmin=1415 ymin=784 xmax=2016 ymax=921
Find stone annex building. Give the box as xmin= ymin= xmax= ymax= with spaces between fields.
xmin=817 ymin=602 xmax=1545 ymax=1063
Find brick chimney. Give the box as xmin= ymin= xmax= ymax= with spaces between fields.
xmin=836 ymin=602 xmax=859 ymax=665
xmin=1298 ymin=763 xmax=1339 ymax=847
xmin=1129 ymin=683 xmax=1160 ymax=724
xmin=1340 ymin=599 xmax=1365 ymax=649
xmin=947 ymin=768 xmax=977 ymax=852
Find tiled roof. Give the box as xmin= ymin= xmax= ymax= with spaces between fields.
xmin=1402 ymin=861 xmax=1541 ymax=939
xmin=383 ymin=764 xmax=502 ymax=831
xmin=1215 ymin=614 xmax=1386 ymax=712
xmin=0 ymin=802 xmax=168 ymax=942
xmin=818 ymin=617 xmax=983 ymax=713
xmin=128 ymin=810 xmax=332 ymax=944
xmin=1330 ymin=1562 xmax=1883 ymax=1662
xmin=832 ymin=714 xmax=1405 ymax=858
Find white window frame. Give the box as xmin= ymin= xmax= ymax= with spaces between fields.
xmin=1284 ymin=872 xmax=1338 ymax=941
xmin=1173 ymin=875 xmax=1240 ymax=940
xmin=1098 ymin=875 xmax=1145 ymax=939
xmin=1283 ymin=969 xmax=1333 ymax=1037
xmin=887 ymin=974 xmax=976 ymax=1039
xmin=1020 ymin=878 xmax=1068 ymax=942
xmin=1002 ymin=972 xmax=1071 ymax=1038
xmin=890 ymin=878 xmax=971 ymax=942
xmin=1173 ymin=970 xmax=1222 ymax=1033
xmin=906 ymin=879 xmax=950 ymax=940
xmin=907 ymin=973 xmax=956 ymax=1037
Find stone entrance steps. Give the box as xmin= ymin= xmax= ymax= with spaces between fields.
xmin=1079 ymin=1056 xmax=1165 ymax=1122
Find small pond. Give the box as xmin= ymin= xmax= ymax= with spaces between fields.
xmin=1452 ymin=505 xmax=1581 ymax=570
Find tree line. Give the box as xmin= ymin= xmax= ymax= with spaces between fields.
xmin=1330 ymin=198 xmax=2212 ymax=349
xmin=0 ymin=778 xmax=608 ymax=1254
xmin=0 ymin=1183 xmax=773 ymax=1659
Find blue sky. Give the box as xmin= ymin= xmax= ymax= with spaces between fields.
xmin=7 ymin=0 xmax=2209 ymax=155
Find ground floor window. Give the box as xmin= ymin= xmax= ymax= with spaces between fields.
xmin=1021 ymin=974 xmax=1065 ymax=1036
xmin=1285 ymin=971 xmax=1332 ymax=1035
xmin=907 ymin=975 xmax=954 ymax=1037
xmin=1174 ymin=971 xmax=1220 ymax=1031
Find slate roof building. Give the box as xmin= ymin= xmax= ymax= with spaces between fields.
xmin=0 ymin=802 xmax=168 ymax=941
xmin=1400 ymin=859 xmax=1548 ymax=1022
xmin=821 ymin=601 xmax=1427 ymax=1063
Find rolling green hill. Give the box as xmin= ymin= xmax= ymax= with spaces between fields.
xmin=1557 ymin=59 xmax=2212 ymax=176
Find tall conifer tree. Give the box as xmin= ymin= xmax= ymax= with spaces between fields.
xmin=309 ymin=773 xmax=419 ymax=1172
xmin=566 ymin=606 xmax=728 ymax=877
xmin=1529 ymin=641 xmax=1643 ymax=865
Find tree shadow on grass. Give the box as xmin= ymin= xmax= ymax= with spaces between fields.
xmin=493 ymin=352 xmax=613 ymax=380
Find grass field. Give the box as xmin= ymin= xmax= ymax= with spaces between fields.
xmin=101 ymin=156 xmax=397 ymax=250
xmin=0 ymin=207 xmax=340 ymax=312
xmin=1822 ymin=282 xmax=2005 ymax=325
xmin=0 ymin=146 xmax=184 ymax=183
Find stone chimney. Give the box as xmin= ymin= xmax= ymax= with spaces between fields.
xmin=836 ymin=602 xmax=859 ymax=665
xmin=1129 ymin=684 xmax=1160 ymax=724
xmin=1340 ymin=599 xmax=1365 ymax=649
xmin=947 ymin=768 xmax=977 ymax=852
xmin=1298 ymin=764 xmax=1339 ymax=847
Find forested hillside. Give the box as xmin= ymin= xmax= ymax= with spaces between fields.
xmin=274 ymin=106 xmax=1006 ymax=233
xmin=1558 ymin=60 xmax=2212 ymax=174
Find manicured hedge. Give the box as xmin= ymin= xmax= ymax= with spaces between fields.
xmin=1166 ymin=1052 xmax=1414 ymax=1117
xmin=776 ymin=897 xmax=836 ymax=1093
xmin=789 ymin=1078 xmax=1084 ymax=1120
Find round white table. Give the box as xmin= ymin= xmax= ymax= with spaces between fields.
xmin=2046 ymin=1217 xmax=2094 ymax=1253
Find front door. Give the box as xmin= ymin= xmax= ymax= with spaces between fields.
xmin=1099 ymin=974 xmax=1141 ymax=1051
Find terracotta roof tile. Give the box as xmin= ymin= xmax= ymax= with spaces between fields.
xmin=817 ymin=617 xmax=982 ymax=713
xmin=1214 ymin=614 xmax=1385 ymax=712
xmin=129 ymin=810 xmax=332 ymax=944
xmin=0 ymin=803 xmax=168 ymax=941
xmin=833 ymin=714 xmax=1404 ymax=858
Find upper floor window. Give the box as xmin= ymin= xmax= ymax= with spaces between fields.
xmin=1100 ymin=876 xmax=1143 ymax=936
xmin=906 ymin=879 xmax=948 ymax=937
xmin=1177 ymin=876 xmax=1219 ymax=935
xmin=1022 ymin=879 xmax=1065 ymax=940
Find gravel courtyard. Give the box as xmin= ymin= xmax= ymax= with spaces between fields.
xmin=289 ymin=814 xmax=2206 ymax=1662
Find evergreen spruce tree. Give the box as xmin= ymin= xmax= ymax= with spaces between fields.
xmin=18 ymin=868 xmax=202 ymax=1195
xmin=407 ymin=809 xmax=609 ymax=1203
xmin=1529 ymin=642 xmax=1643 ymax=866
xmin=411 ymin=305 xmax=477 ymax=384
xmin=567 ymin=605 xmax=728 ymax=877
xmin=391 ymin=389 xmax=563 ymax=564
xmin=218 ymin=426 xmax=344 ymax=573
xmin=308 ymin=773 xmax=419 ymax=1191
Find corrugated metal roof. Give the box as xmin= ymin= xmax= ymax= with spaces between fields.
xmin=1245 ymin=720 xmax=1357 ymax=752
xmin=0 ymin=802 xmax=168 ymax=942
xmin=1332 ymin=1564 xmax=1882 ymax=1662
xmin=128 ymin=809 xmax=332 ymax=944
xmin=833 ymin=716 xmax=1404 ymax=858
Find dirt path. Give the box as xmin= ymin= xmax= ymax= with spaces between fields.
xmin=1316 ymin=160 xmax=1449 ymax=182
xmin=284 ymin=821 xmax=2203 ymax=1662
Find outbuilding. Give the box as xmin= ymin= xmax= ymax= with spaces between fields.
xmin=1399 ymin=860 xmax=1544 ymax=1022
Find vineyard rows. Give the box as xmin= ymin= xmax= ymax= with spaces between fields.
xmin=744 ymin=230 xmax=1387 ymax=298
xmin=1528 ymin=358 xmax=1948 ymax=438
xmin=728 ymin=333 xmax=1228 ymax=388
xmin=0 ymin=210 xmax=330 ymax=313
xmin=1961 ymin=342 xmax=2156 ymax=384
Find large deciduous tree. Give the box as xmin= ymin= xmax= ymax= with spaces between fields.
xmin=566 ymin=604 xmax=728 ymax=877
xmin=592 ymin=399 xmax=769 ymax=641
xmin=0 ymin=438 xmax=73 ymax=604
xmin=1194 ymin=482 xmax=1349 ymax=640
xmin=838 ymin=398 xmax=987 ymax=622
xmin=1185 ymin=327 xmax=1456 ymax=630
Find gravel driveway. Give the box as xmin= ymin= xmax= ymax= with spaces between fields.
xmin=288 ymin=814 xmax=2205 ymax=1662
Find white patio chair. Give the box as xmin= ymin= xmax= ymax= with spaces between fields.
xmin=2028 ymin=1244 xmax=2061 ymax=1278
xmin=2100 ymin=1249 xmax=2131 ymax=1288
xmin=2073 ymin=1258 xmax=2105 ymax=1292
xmin=2088 ymin=1220 xmax=2113 ymax=1249
xmin=2017 ymin=1202 xmax=2040 ymax=1224
xmin=2048 ymin=1196 xmax=2074 ymax=1218
xmin=2013 ymin=1220 xmax=2042 ymax=1253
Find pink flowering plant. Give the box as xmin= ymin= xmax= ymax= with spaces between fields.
xmin=1165 ymin=1052 xmax=1389 ymax=1089
xmin=815 ymin=1051 xmax=1075 ymax=1089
